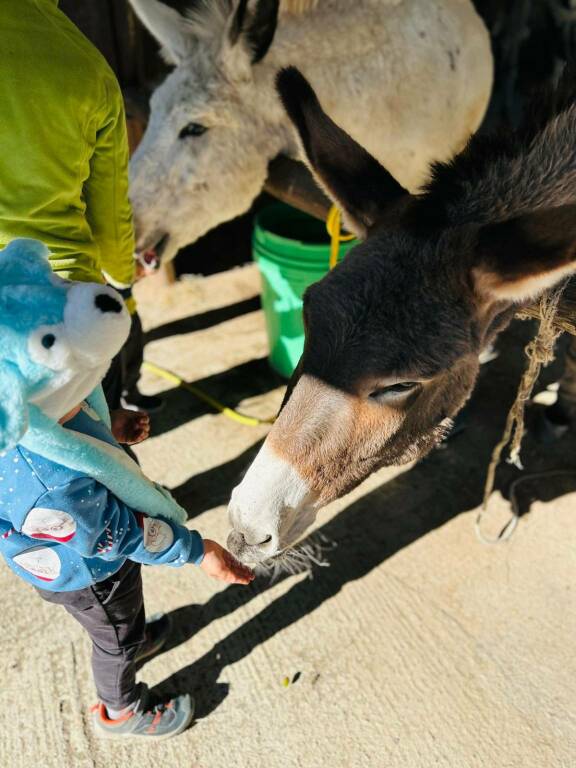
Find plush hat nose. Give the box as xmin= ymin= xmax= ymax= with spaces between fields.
xmin=64 ymin=283 xmax=130 ymax=365
xmin=95 ymin=293 xmax=123 ymax=314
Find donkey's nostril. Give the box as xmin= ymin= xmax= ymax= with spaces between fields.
xmin=258 ymin=535 xmax=273 ymax=546
xmin=227 ymin=530 xmax=246 ymax=555
xmin=95 ymin=294 xmax=122 ymax=314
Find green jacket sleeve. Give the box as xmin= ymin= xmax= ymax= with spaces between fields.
xmin=84 ymin=77 xmax=135 ymax=289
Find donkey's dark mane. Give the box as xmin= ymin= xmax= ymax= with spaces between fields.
xmin=419 ymin=68 xmax=576 ymax=225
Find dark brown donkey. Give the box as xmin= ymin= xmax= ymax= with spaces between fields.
xmin=228 ymin=66 xmax=576 ymax=564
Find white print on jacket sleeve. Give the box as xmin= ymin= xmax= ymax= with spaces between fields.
xmin=22 ymin=508 xmax=76 ymax=543
xmin=141 ymin=517 xmax=174 ymax=553
xmin=13 ymin=546 xmax=61 ymax=582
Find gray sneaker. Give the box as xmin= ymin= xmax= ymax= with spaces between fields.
xmin=92 ymin=685 xmax=194 ymax=740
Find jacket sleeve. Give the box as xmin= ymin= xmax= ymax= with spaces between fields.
xmin=84 ymin=76 xmax=136 ymax=290
xmin=19 ymin=477 xmax=204 ymax=567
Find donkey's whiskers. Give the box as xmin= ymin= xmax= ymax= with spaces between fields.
xmin=256 ymin=533 xmax=336 ymax=582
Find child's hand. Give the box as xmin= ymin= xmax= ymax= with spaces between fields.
xmin=200 ymin=539 xmax=255 ymax=585
xmin=110 ymin=408 xmax=150 ymax=445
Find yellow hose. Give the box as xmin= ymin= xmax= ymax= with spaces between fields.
xmin=142 ymin=360 xmax=276 ymax=427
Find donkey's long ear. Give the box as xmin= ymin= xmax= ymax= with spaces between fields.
xmin=473 ymin=205 xmax=576 ymax=302
xmin=276 ymin=67 xmax=408 ymax=236
xmin=229 ymin=0 xmax=280 ymax=63
xmin=129 ymin=0 xmax=193 ymax=65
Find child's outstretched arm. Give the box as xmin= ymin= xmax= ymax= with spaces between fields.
xmin=200 ymin=539 xmax=255 ymax=585
xmin=19 ymin=477 xmax=253 ymax=585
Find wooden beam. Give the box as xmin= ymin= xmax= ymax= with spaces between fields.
xmin=264 ymin=155 xmax=330 ymax=220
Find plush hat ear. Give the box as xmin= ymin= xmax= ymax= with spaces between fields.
xmin=0 ymin=362 xmax=28 ymax=452
xmin=473 ymin=205 xmax=576 ymax=302
xmin=0 ymin=239 xmax=53 ymax=288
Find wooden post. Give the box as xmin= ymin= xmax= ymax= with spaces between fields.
xmin=264 ymin=155 xmax=331 ymax=220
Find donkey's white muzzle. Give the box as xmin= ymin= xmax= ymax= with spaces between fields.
xmin=227 ymin=443 xmax=319 ymax=563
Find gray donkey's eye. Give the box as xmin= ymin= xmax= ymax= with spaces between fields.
xmin=179 ymin=122 xmax=208 ymax=139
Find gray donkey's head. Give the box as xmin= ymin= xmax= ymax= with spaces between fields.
xmin=129 ymin=0 xmax=281 ymax=262
xmin=228 ymin=67 xmax=576 ymax=564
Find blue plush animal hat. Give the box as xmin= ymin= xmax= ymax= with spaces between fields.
xmin=0 ymin=239 xmax=187 ymax=524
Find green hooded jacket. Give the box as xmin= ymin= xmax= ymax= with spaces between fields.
xmin=0 ymin=0 xmax=135 ymax=287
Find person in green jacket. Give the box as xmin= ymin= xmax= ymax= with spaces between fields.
xmin=0 ymin=0 xmax=162 ymax=413
xmin=0 ymin=0 xmax=134 ymax=288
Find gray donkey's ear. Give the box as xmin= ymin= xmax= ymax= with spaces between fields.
xmin=473 ymin=205 xmax=576 ymax=302
xmin=229 ymin=0 xmax=279 ymax=63
xmin=276 ymin=67 xmax=409 ymax=237
xmin=129 ymin=0 xmax=193 ymax=65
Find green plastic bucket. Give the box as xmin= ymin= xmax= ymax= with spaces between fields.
xmin=253 ymin=202 xmax=357 ymax=378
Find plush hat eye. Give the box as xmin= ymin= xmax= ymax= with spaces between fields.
xmin=41 ymin=334 xmax=56 ymax=349
xmin=179 ymin=122 xmax=208 ymax=139
xmin=369 ymin=382 xmax=419 ymax=401
xmin=28 ymin=325 xmax=71 ymax=371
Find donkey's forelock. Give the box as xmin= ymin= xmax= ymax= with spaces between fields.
xmin=130 ymin=0 xmax=280 ymax=67
xmin=168 ymin=0 xmax=245 ymax=52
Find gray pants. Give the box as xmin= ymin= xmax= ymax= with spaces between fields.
xmin=36 ymin=560 xmax=145 ymax=710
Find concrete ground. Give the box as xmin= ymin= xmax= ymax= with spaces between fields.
xmin=1 ymin=264 xmax=576 ymax=768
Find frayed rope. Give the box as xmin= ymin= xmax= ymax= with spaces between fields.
xmin=476 ymin=279 xmax=569 ymax=545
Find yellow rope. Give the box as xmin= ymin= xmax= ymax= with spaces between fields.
xmin=326 ymin=205 xmax=355 ymax=270
xmin=142 ymin=360 xmax=275 ymax=427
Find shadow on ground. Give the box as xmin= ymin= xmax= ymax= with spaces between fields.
xmin=145 ymin=296 xmax=261 ymax=344
xmin=173 ymin=440 xmax=264 ymax=521
xmin=146 ymin=320 xmax=576 ymax=718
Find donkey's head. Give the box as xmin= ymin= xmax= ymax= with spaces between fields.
xmin=129 ymin=0 xmax=281 ymax=261
xmin=228 ymin=67 xmax=576 ymax=563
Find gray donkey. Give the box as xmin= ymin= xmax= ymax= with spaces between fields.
xmin=228 ymin=67 xmax=576 ymax=565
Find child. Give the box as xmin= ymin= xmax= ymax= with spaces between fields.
xmin=0 ymin=239 xmax=254 ymax=740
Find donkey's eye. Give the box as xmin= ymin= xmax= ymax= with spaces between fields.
xmin=179 ymin=122 xmax=208 ymax=139
xmin=369 ymin=382 xmax=419 ymax=401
